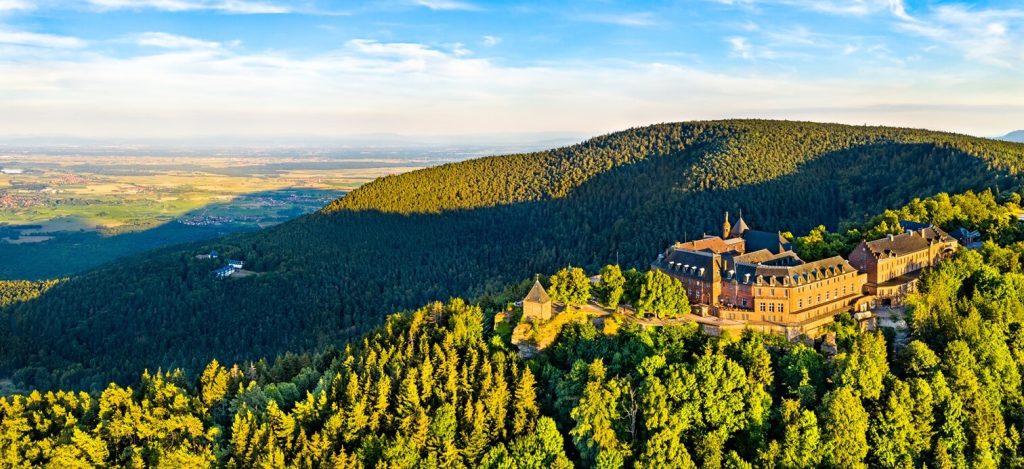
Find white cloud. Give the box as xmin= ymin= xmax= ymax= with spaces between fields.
xmin=713 ymin=0 xmax=911 ymax=20
xmin=411 ymin=0 xmax=479 ymax=12
xmin=800 ymin=0 xmax=910 ymax=19
xmin=0 ymin=30 xmax=86 ymax=48
xmin=727 ymin=36 xmax=778 ymax=60
xmin=574 ymin=12 xmax=657 ymax=27
xmin=729 ymin=37 xmax=751 ymax=59
xmin=0 ymin=37 xmax=1020 ymax=139
xmin=0 ymin=0 xmax=33 ymax=11
xmin=87 ymin=0 xmax=290 ymax=14
xmin=451 ymin=42 xmax=470 ymax=57
xmin=482 ymin=35 xmax=501 ymax=47
xmin=896 ymin=4 xmax=1024 ymax=67
xmin=137 ymin=32 xmax=222 ymax=50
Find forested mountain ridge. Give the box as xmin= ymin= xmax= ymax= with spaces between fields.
xmin=330 ymin=120 xmax=1024 ymax=214
xmin=3 ymin=120 xmax=1024 ymax=392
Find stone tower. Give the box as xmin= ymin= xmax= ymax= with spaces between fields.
xmin=522 ymin=279 xmax=553 ymax=322
xmin=722 ymin=211 xmax=732 ymax=239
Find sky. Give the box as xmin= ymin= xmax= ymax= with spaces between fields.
xmin=0 ymin=0 xmax=1022 ymax=142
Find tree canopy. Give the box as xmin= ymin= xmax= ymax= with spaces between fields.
xmin=3 ymin=120 xmax=1024 ymax=393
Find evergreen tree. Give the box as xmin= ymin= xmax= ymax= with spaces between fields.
xmin=570 ymin=360 xmax=630 ymax=466
xmin=777 ymin=399 xmax=820 ymax=469
xmin=819 ymin=386 xmax=869 ymax=469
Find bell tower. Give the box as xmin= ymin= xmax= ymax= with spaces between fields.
xmin=722 ymin=211 xmax=731 ymax=239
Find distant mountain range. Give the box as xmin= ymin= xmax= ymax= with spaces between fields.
xmin=999 ymin=130 xmax=1024 ymax=143
xmin=0 ymin=132 xmax=588 ymax=158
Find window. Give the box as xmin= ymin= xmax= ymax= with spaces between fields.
xmin=769 ymin=303 xmax=775 ymax=312
xmin=770 ymin=288 xmax=775 ymax=296
xmin=779 ymin=304 xmax=785 ymax=313
xmin=760 ymin=303 xmax=766 ymax=312
xmin=826 ymin=291 xmax=830 ymax=300
xmin=742 ymin=298 xmax=748 ymax=307
xmin=799 ymin=299 xmax=803 ymax=308
xmin=817 ymin=294 xmax=821 ymax=303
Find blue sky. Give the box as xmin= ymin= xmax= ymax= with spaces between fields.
xmin=0 ymin=0 xmax=1021 ymax=140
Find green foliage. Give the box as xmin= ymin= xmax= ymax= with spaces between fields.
xmin=777 ymin=399 xmax=821 ymax=469
xmin=569 ymin=360 xmax=631 ymax=467
xmin=869 ymin=378 xmax=920 ymax=468
xmin=819 ymin=386 xmax=870 ymax=468
xmin=0 ymin=300 xmax=569 ymax=467
xmin=622 ymin=268 xmax=645 ymax=306
xmin=5 ymin=120 xmax=1023 ymax=391
xmin=0 ymin=279 xmax=60 ymax=307
xmin=6 ymin=123 xmax=1024 ymax=466
xmin=636 ymin=269 xmax=689 ymax=318
xmin=596 ymin=264 xmax=626 ymax=309
xmin=833 ymin=332 xmax=889 ymax=401
xmin=548 ymin=266 xmax=592 ymax=306
xmin=794 ymin=189 xmax=1024 ymax=261
xmin=8 ymin=223 xmax=1024 ymax=465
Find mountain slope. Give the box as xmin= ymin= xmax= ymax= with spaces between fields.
xmin=1000 ymin=130 xmax=1024 ymax=143
xmin=3 ymin=119 xmax=1024 ymax=391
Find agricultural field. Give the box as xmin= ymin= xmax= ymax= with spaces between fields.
xmin=0 ymin=155 xmax=425 ymax=279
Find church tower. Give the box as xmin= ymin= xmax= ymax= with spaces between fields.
xmin=722 ymin=211 xmax=732 ymax=239
xmin=730 ymin=209 xmax=750 ymax=238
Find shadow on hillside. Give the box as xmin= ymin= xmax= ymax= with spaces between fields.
xmin=2 ymin=141 xmax=1018 ymax=392
xmin=0 ymin=188 xmax=344 ymax=280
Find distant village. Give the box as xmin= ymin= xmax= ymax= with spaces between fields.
xmin=512 ymin=211 xmax=981 ymax=350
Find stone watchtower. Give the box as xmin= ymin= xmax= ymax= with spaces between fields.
xmin=723 ymin=211 xmax=732 ymax=239
xmin=522 ymin=279 xmax=553 ymax=322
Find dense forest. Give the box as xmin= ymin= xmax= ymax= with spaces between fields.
xmin=0 ymin=280 xmax=60 ymax=308
xmin=3 ymin=120 xmax=1024 ymax=392
xmin=5 ymin=229 xmax=1024 ymax=467
xmin=791 ymin=189 xmax=1024 ymax=261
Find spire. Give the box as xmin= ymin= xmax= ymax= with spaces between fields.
xmin=524 ymin=279 xmax=551 ymax=304
xmin=722 ymin=211 xmax=732 ymax=239
xmin=730 ymin=209 xmax=750 ymax=237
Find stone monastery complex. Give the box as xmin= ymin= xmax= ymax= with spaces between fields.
xmin=520 ymin=211 xmax=964 ymax=341
xmin=650 ymin=212 xmax=959 ymax=338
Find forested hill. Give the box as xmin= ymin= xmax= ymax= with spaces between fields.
xmin=3 ymin=120 xmax=1024 ymax=391
xmin=330 ymin=120 xmax=1024 ymax=214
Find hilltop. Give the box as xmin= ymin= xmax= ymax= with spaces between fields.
xmin=3 ymin=119 xmax=1024 ymax=391
xmin=1000 ymin=130 xmax=1024 ymax=143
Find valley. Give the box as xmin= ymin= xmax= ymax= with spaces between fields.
xmin=0 ymin=155 xmax=427 ymax=278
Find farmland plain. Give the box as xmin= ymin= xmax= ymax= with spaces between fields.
xmin=0 ymin=155 xmax=426 ymax=279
